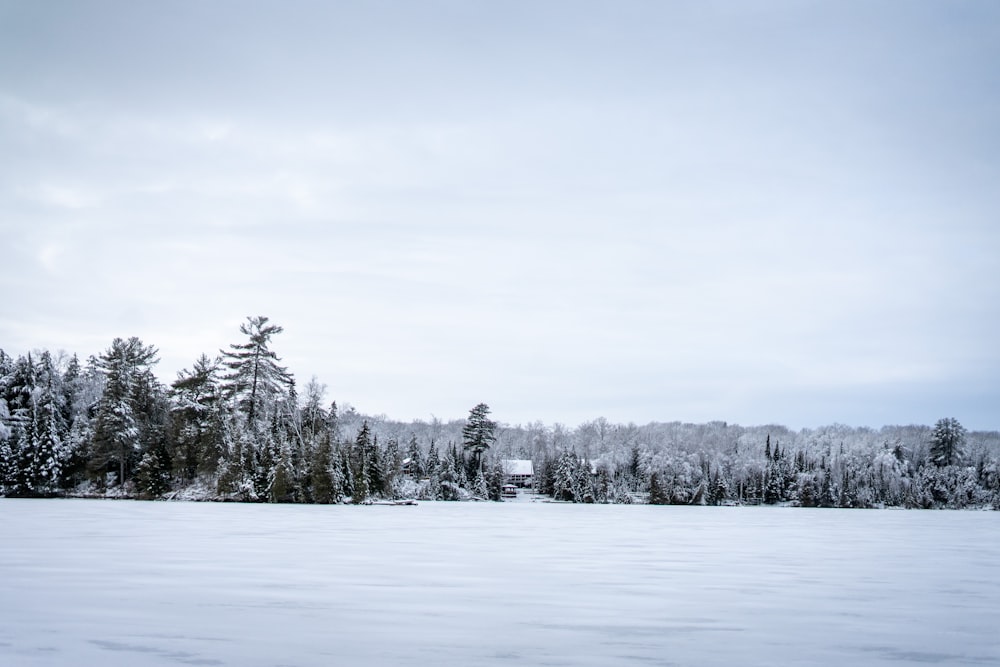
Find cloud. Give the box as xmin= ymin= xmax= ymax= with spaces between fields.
xmin=1 ymin=2 xmax=998 ymax=430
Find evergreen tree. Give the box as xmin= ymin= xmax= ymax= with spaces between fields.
xmin=309 ymin=432 xmax=336 ymax=504
xmin=339 ymin=444 xmax=354 ymax=500
xmin=536 ymin=453 xmax=556 ymax=496
xmin=795 ymin=472 xmax=817 ymax=507
xmin=930 ymin=418 xmax=966 ymax=467
xmin=649 ymin=471 xmax=669 ymax=505
xmin=452 ymin=443 xmax=469 ymax=488
xmin=134 ymin=449 xmax=170 ymax=499
xmin=764 ymin=463 xmax=783 ymax=504
xmin=486 ymin=456 xmax=505 ymax=501
xmin=593 ymin=465 xmax=611 ymax=503
xmin=327 ymin=401 xmax=341 ymax=442
xmin=351 ymin=422 xmax=372 ymax=503
xmin=30 ymin=351 xmax=67 ymax=494
xmin=13 ymin=427 xmax=35 ymax=495
xmin=269 ymin=436 xmax=295 ymax=503
xmin=91 ymin=338 xmax=161 ymax=487
xmin=707 ymin=469 xmax=727 ymax=505
xmin=4 ymin=353 xmax=36 ymax=438
xmin=626 ymin=446 xmax=642 ymax=491
xmin=60 ymin=353 xmax=81 ymax=426
xmin=0 ymin=349 xmax=13 ymax=398
xmin=382 ymin=437 xmax=402 ymax=498
xmin=366 ymin=434 xmax=384 ymax=498
xmin=426 ymin=440 xmax=440 ymax=476
xmin=220 ymin=316 xmax=293 ymax=424
xmin=3 ymin=355 xmax=35 ymax=496
xmin=472 ymin=467 xmax=489 ymax=499
xmin=215 ymin=414 xmax=246 ymax=496
xmin=553 ymin=449 xmax=579 ymax=501
xmin=462 ymin=403 xmax=496 ymax=471
xmin=0 ymin=352 xmax=12 ymax=489
xmin=250 ymin=426 xmax=277 ymax=500
xmin=170 ymin=354 xmax=223 ymax=479
xmin=439 ymin=445 xmax=462 ymax=500
xmin=424 ymin=439 xmax=442 ymax=499
xmin=0 ymin=432 xmax=12 ymax=495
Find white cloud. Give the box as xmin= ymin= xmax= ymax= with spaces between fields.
xmin=1 ymin=2 xmax=998 ymax=429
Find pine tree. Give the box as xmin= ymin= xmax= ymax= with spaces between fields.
xmin=706 ymin=469 xmax=725 ymax=505
xmin=424 ymin=439 xmax=441 ymax=499
xmin=472 ymin=467 xmax=489 ymax=499
xmin=30 ymin=351 xmax=67 ymax=494
xmin=455 ymin=443 xmax=471 ymax=488
xmin=351 ymin=422 xmax=372 ymax=503
xmin=381 ymin=437 xmax=402 ymax=498
xmin=170 ymin=354 xmax=223 ymax=479
xmin=309 ymin=432 xmax=335 ymax=504
xmin=0 ymin=433 xmax=13 ymax=495
xmin=5 ymin=388 xmax=35 ymax=497
xmin=462 ymin=403 xmax=496 ymax=471
xmin=339 ymin=445 xmax=354 ymax=500
xmin=627 ymin=446 xmax=642 ymax=491
xmin=439 ymin=445 xmax=462 ymax=500
xmin=930 ymin=418 xmax=966 ymax=467
xmin=60 ymin=353 xmax=81 ymax=427
xmin=553 ymin=449 xmax=579 ymax=501
xmin=1 ymin=353 xmax=43 ymax=495
xmin=91 ymin=338 xmax=161 ymax=488
xmin=537 ymin=453 xmax=556 ymax=496
xmin=593 ymin=465 xmax=611 ymax=503
xmin=327 ymin=401 xmax=341 ymax=442
xmin=649 ymin=471 xmax=669 ymax=505
xmin=134 ymin=449 xmax=170 ymax=499
xmin=250 ymin=426 xmax=276 ymax=501
xmin=366 ymin=434 xmax=384 ymax=498
xmin=426 ymin=440 xmax=440 ymax=476
xmin=220 ymin=316 xmax=293 ymax=424
xmin=486 ymin=456 xmax=505 ymax=501
xmin=4 ymin=354 xmax=36 ymax=445
xmin=269 ymin=436 xmax=295 ymax=503
xmin=215 ymin=414 xmax=246 ymax=496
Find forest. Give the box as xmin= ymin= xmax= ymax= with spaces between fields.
xmin=2 ymin=316 xmax=998 ymax=509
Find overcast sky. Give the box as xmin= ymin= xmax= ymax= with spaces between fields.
xmin=1 ymin=1 xmax=998 ymax=430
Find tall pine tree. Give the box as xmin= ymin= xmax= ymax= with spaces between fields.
xmin=462 ymin=403 xmax=496 ymax=472
xmin=221 ymin=316 xmax=293 ymax=425
xmin=930 ymin=418 xmax=966 ymax=467
xmin=91 ymin=337 xmax=161 ymax=487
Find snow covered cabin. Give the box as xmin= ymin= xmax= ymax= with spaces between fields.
xmin=503 ymin=459 xmax=534 ymax=488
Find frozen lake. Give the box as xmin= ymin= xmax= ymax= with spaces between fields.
xmin=1 ymin=500 xmax=998 ymax=667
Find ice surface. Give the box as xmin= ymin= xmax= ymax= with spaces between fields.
xmin=1 ymin=500 xmax=998 ymax=666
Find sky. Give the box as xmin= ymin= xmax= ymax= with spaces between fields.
xmin=1 ymin=1 xmax=998 ymax=430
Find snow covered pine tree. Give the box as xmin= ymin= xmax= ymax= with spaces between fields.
xmin=930 ymin=417 xmax=966 ymax=467
xmin=462 ymin=403 xmax=496 ymax=472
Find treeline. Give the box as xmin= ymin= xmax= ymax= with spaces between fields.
xmin=527 ymin=419 xmax=1000 ymax=509
xmin=0 ymin=317 xmax=506 ymax=503
xmin=365 ymin=414 xmax=999 ymax=509
xmin=2 ymin=317 xmax=998 ymax=509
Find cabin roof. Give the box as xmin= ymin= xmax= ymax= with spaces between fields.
xmin=503 ymin=459 xmax=534 ymax=476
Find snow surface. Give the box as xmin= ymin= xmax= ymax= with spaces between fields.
xmin=503 ymin=459 xmax=534 ymax=476
xmin=1 ymin=500 xmax=998 ymax=666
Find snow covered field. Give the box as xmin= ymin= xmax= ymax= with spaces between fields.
xmin=1 ymin=500 xmax=998 ymax=667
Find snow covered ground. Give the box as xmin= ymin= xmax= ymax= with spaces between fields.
xmin=1 ymin=500 xmax=998 ymax=667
